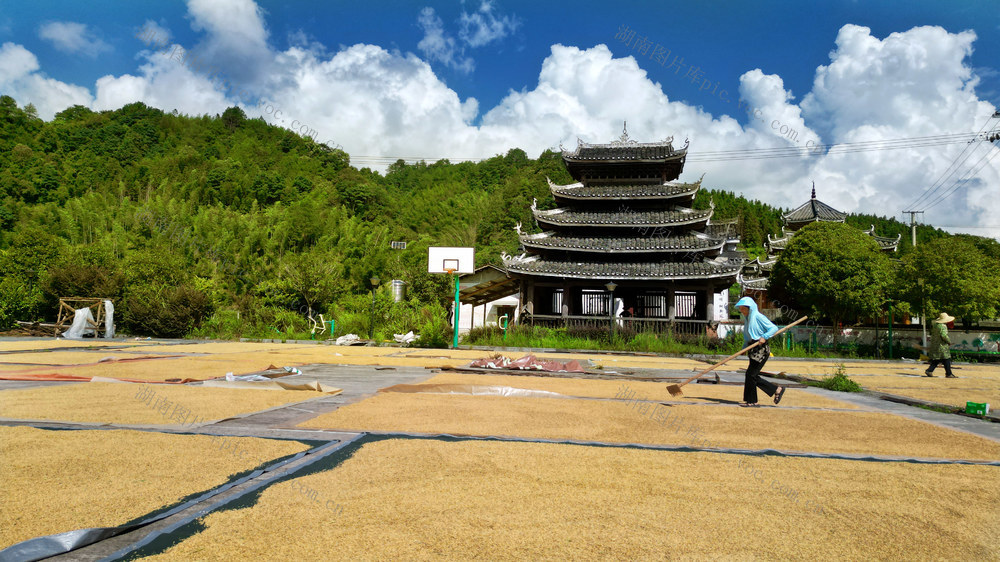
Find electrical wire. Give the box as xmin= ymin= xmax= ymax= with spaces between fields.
xmin=902 ymin=114 xmax=1000 ymax=210
xmin=345 ymin=131 xmax=987 ymax=167
xmin=921 ymin=145 xmax=1000 ymax=211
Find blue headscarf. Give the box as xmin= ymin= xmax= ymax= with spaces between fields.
xmin=735 ymin=296 xmax=778 ymax=345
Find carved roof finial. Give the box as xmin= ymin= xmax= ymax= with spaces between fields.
xmin=515 ymin=222 xmax=523 ymax=235
xmin=531 ymin=197 xmax=538 ymax=211
xmin=811 ymin=181 xmax=816 ymax=199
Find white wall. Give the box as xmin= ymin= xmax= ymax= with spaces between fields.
xmin=456 ymin=295 xmax=520 ymax=333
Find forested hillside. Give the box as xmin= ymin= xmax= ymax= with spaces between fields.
xmin=0 ymin=96 xmax=976 ymax=338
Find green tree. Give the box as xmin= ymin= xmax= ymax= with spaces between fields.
xmin=769 ymin=222 xmax=893 ymax=328
xmin=221 ymin=106 xmax=246 ymax=131
xmin=278 ymin=250 xmax=342 ymax=318
xmin=895 ymin=237 xmax=1000 ymax=322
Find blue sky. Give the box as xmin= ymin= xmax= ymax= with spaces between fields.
xmin=1 ymin=0 xmax=999 ymax=237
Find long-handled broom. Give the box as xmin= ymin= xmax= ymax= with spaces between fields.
xmin=666 ymin=316 xmax=808 ymax=397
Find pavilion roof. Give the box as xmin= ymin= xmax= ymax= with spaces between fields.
xmin=560 ymin=124 xmax=687 ymax=163
xmin=548 ymin=178 xmax=700 ymax=201
xmin=783 ymin=184 xmax=847 ymax=225
xmin=519 ymin=231 xmax=724 ymax=254
xmin=502 ymin=254 xmax=741 ymax=281
xmin=532 ymin=206 xmax=713 ymax=229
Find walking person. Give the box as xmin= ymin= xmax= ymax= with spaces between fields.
xmin=925 ymin=312 xmax=957 ymax=378
xmin=735 ymin=296 xmax=786 ymax=407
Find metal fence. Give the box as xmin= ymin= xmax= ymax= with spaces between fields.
xmin=523 ymin=314 xmax=709 ymax=336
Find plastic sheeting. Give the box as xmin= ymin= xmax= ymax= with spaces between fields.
xmin=103 ymin=300 xmax=114 ymax=339
xmin=467 ymin=354 xmax=586 ymax=373
xmin=0 ymin=436 xmax=331 ymax=562
xmin=335 ymin=334 xmax=362 ymax=345
xmin=63 ymin=308 xmax=95 ymax=340
xmin=200 ymin=379 xmax=343 ymax=394
xmin=99 ymin=435 xmax=364 ymax=561
xmin=393 ymin=331 xmax=419 ymax=344
xmin=379 ymin=383 xmax=567 ymax=399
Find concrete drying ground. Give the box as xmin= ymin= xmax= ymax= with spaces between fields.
xmin=1 ymin=337 xmax=998 ymax=560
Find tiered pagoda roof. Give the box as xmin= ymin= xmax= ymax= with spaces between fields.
xmin=532 ymin=204 xmax=713 ymax=229
xmin=504 ymin=125 xmax=739 ymax=283
xmin=548 ymin=178 xmax=701 ymax=203
xmin=503 ymin=253 xmax=742 ymax=281
xmin=560 ymin=125 xmax=689 ymax=183
xmin=518 ymin=231 xmax=726 ymax=255
xmin=743 ymin=184 xmax=901 ymax=294
xmin=783 ymin=184 xmax=847 ymax=229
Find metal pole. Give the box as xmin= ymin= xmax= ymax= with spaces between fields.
xmin=918 ymin=278 xmax=927 ymax=350
xmin=888 ymin=304 xmax=894 ymax=359
xmin=453 ymin=273 xmax=460 ymax=348
xmin=370 ymin=289 xmax=376 ymax=340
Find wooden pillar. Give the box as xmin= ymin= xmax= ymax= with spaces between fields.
xmin=667 ymin=286 xmax=676 ymax=321
xmin=524 ymin=280 xmax=534 ymax=317
xmin=561 ymin=279 xmax=570 ymax=317
xmin=704 ymin=286 xmax=715 ymax=322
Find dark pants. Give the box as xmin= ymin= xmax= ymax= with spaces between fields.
xmin=927 ymin=358 xmax=954 ymax=377
xmin=744 ymin=342 xmax=778 ymax=404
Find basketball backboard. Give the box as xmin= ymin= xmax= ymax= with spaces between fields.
xmin=428 ymin=247 xmax=475 ymax=274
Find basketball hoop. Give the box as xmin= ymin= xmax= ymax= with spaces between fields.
xmin=427 ymin=247 xmax=475 ymax=349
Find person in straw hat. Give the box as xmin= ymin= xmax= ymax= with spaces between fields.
xmin=925 ymin=312 xmax=957 ymax=378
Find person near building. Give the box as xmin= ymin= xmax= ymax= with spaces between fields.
xmin=925 ymin=312 xmax=957 ymax=378
xmin=735 ymin=296 xmax=786 ymax=407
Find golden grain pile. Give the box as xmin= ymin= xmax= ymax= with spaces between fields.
xmin=0 ymin=352 xmax=181 ymax=366
xmin=141 ymin=438 xmax=1000 ymax=560
xmin=415 ymin=372 xmax=859 ymax=409
xmin=787 ymin=362 xmax=1000 ymax=410
xmin=0 ymin=426 xmax=310 ymax=549
xmin=0 ymin=382 xmax=329 ymax=425
xmin=298 ymin=392 xmax=1000 ymax=461
xmin=1 ymin=357 xmax=296 ymax=382
xmin=0 ymin=340 xmax=157 ymax=352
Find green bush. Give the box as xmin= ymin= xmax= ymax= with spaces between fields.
xmin=120 ymin=284 xmax=214 ymax=337
xmin=808 ymin=364 xmax=863 ymax=392
xmin=414 ymin=302 xmax=451 ymax=348
xmin=0 ymin=276 xmax=43 ymax=330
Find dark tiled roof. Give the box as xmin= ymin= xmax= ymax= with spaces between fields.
xmin=768 ymin=237 xmax=789 ymax=251
xmin=565 ymin=144 xmax=686 ymax=161
xmin=874 ymin=234 xmax=901 ymax=250
xmin=520 ymin=232 xmax=724 ymax=254
xmin=534 ymin=207 xmax=713 ymax=228
xmin=741 ymin=277 xmax=769 ymax=290
xmin=504 ymin=257 xmax=741 ymax=281
xmin=703 ymin=219 xmax=739 ymax=238
xmin=783 ymin=197 xmax=847 ymax=224
xmin=561 ymin=129 xmax=687 ymax=162
xmin=769 ymin=229 xmax=899 ymax=252
xmin=550 ymin=181 xmax=699 ymax=200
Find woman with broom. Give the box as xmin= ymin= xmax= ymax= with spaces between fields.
xmin=735 ymin=296 xmax=785 ymax=407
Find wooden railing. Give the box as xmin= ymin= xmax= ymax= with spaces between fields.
xmin=523 ymin=314 xmax=709 ymax=336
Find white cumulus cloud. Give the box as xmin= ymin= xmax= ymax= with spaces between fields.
xmin=417 ymin=7 xmax=474 ymax=73
xmin=38 ymin=21 xmax=110 ymax=57
xmin=0 ymin=42 xmax=93 ymax=118
xmin=459 ymin=1 xmax=519 ymax=48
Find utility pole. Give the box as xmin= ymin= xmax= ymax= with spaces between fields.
xmin=902 ymin=210 xmax=924 ymax=247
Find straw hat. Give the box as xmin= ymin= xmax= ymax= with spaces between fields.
xmin=934 ymin=312 xmax=955 ymax=324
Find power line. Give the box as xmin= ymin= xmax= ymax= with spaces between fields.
xmin=347 ymin=131 xmax=986 ymax=167
xmin=902 ymin=114 xmax=1000 ymax=210
xmin=922 ymin=145 xmax=1000 ymax=211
